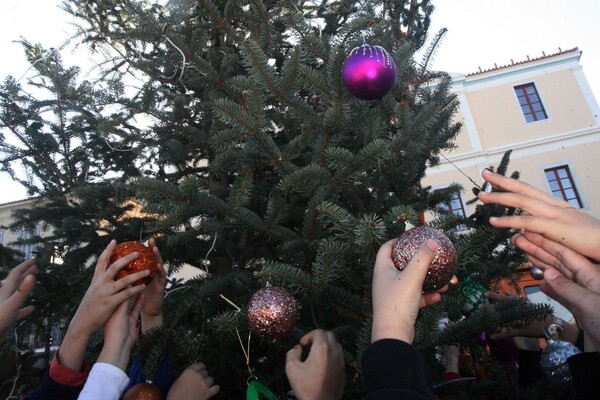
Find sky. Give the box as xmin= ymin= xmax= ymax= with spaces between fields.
xmin=1 ymin=0 xmax=600 ymax=204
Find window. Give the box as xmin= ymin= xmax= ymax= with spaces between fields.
xmin=439 ymin=192 xmax=466 ymax=217
xmin=17 ymin=224 xmax=42 ymax=259
xmin=514 ymin=83 xmax=548 ymax=122
xmin=544 ymin=165 xmax=582 ymax=208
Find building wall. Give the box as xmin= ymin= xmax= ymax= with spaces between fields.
xmin=464 ymin=69 xmax=596 ymax=149
xmin=424 ymin=48 xmax=600 ymax=220
xmin=0 ymin=198 xmax=43 ymax=259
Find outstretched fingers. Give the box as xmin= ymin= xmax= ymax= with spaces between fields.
xmin=512 ymin=232 xmax=561 ymax=270
xmin=480 ymin=169 xmax=570 ymax=209
xmin=104 ymin=251 xmax=140 ymax=279
xmin=516 ymin=232 xmax=600 ymax=292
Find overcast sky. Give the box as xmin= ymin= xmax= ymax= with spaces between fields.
xmin=1 ymin=0 xmax=599 ymax=204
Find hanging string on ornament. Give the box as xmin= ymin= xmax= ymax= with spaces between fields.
xmin=437 ymin=152 xmax=483 ymax=191
xmin=220 ymin=294 xmax=257 ymax=379
xmin=220 ymin=294 xmax=280 ymax=400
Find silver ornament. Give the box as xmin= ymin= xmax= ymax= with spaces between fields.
xmin=530 ymin=266 xmax=544 ymax=280
xmin=540 ymin=339 xmax=581 ymax=383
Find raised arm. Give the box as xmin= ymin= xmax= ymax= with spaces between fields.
xmin=58 ymin=240 xmax=149 ymax=373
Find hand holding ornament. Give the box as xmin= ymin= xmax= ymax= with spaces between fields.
xmin=0 ymin=258 xmax=36 ymax=342
xmin=58 ymin=240 xmax=149 ymax=372
xmin=371 ymin=239 xmax=447 ymax=344
xmin=67 ymin=240 xmax=148 ymax=335
xmin=285 ymin=329 xmax=345 ymax=400
xmin=140 ymin=237 xmax=167 ymax=333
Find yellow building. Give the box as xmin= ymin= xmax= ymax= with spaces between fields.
xmin=423 ymin=47 xmax=600 ymax=220
xmin=0 ymin=198 xmax=46 ymax=260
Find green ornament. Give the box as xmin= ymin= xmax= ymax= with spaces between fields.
xmin=246 ymin=380 xmax=279 ymax=400
xmin=460 ymin=277 xmax=487 ymax=313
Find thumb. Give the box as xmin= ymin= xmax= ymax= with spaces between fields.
xmin=286 ymin=344 xmax=302 ymax=365
xmin=401 ymin=240 xmax=438 ymax=289
xmin=541 ymin=267 xmax=588 ymax=313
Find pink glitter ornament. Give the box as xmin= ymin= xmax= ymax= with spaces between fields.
xmin=342 ymin=44 xmax=396 ymax=100
xmin=247 ymin=286 xmax=297 ymax=341
xmin=391 ymin=226 xmax=457 ymax=293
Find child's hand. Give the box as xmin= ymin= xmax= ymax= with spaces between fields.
xmin=69 ymin=240 xmax=149 ymax=337
xmin=141 ymin=238 xmax=167 ymax=332
xmin=0 ymin=259 xmax=37 ymax=341
xmin=371 ymin=239 xmax=446 ymax=344
xmin=478 ymin=169 xmax=600 ymax=262
xmin=285 ymin=329 xmax=344 ymax=400
xmin=97 ymin=292 xmax=145 ymax=371
xmin=166 ymin=363 xmax=220 ymax=400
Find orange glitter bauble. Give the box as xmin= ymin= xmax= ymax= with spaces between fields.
xmin=123 ymin=382 xmax=163 ymax=400
xmin=108 ymin=241 xmax=157 ymax=286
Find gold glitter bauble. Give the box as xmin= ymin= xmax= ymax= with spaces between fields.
xmin=123 ymin=382 xmax=164 ymax=400
xmin=247 ymin=286 xmax=297 ymax=341
xmin=108 ymin=241 xmax=157 ymax=286
xmin=391 ymin=226 xmax=457 ymax=293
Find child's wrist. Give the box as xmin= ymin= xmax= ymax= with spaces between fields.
xmin=371 ymin=321 xmax=414 ymax=344
xmin=68 ymin=316 xmax=96 ymax=338
xmin=98 ymin=345 xmax=131 ymax=371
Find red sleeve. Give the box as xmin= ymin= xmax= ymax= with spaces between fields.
xmin=443 ymin=371 xmax=463 ymax=380
xmin=48 ymin=350 xmax=91 ymax=387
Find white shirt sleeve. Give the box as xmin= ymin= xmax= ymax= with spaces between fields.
xmin=78 ymin=362 xmax=130 ymax=400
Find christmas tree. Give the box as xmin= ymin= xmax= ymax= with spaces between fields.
xmin=0 ymin=1 xmax=556 ymax=398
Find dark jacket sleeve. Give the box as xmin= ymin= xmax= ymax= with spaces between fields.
xmin=26 ymin=373 xmax=83 ymax=400
xmin=516 ymin=349 xmax=543 ymax=388
xmin=362 ymin=339 xmax=435 ymax=400
xmin=567 ymin=351 xmax=600 ymax=400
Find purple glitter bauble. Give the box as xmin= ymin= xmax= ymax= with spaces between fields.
xmin=342 ymin=44 xmax=396 ymax=100
xmin=247 ymin=286 xmax=297 ymax=341
xmin=391 ymin=226 xmax=457 ymax=293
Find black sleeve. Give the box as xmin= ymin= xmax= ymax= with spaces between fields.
xmin=567 ymin=352 xmax=600 ymax=400
xmin=26 ymin=372 xmax=83 ymax=400
xmin=516 ymin=349 xmax=543 ymax=387
xmin=362 ymin=339 xmax=435 ymax=400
